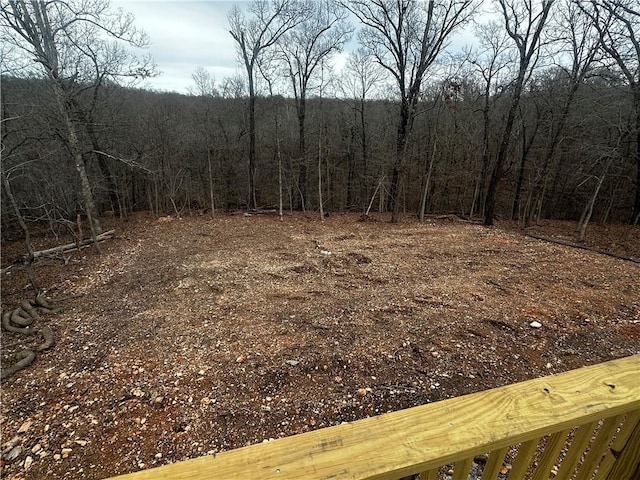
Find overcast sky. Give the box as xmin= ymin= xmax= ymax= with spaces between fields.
xmin=113 ymin=1 xmax=479 ymax=95
xmin=112 ymin=1 xmax=240 ymax=93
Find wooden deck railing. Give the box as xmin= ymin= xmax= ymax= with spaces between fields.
xmin=109 ymin=355 xmax=640 ymax=480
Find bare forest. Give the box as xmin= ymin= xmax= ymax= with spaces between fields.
xmin=1 ymin=1 xmax=639 ymax=479
xmin=1 ymin=0 xmax=639 ymax=234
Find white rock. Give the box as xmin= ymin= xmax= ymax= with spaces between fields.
xmin=529 ymin=321 xmax=543 ymax=328
xmin=24 ymin=455 xmax=33 ymax=470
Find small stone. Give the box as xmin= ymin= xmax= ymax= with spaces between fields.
xmin=53 ymin=454 xmax=61 ymax=461
xmin=155 ymin=453 xmax=162 ymax=459
xmin=68 ymin=405 xmax=79 ymax=413
xmin=61 ymin=448 xmax=72 ymax=458
xmin=236 ymin=354 xmax=247 ymax=363
xmin=198 ymin=369 xmax=205 ymax=375
xmin=18 ymin=420 xmax=32 ymax=433
xmin=24 ymin=455 xmax=33 ymax=471
xmin=546 ymin=362 xmax=553 ymax=369
xmin=31 ymin=444 xmax=42 ymax=454
xmin=529 ymin=321 xmax=542 ymax=328
xmin=334 ymin=376 xmax=342 ymax=383
xmin=5 ymin=445 xmax=22 ymax=462
xmin=74 ymin=440 xmax=88 ymax=447
xmin=320 ymin=250 xmax=332 ymax=255
xmin=357 ymin=388 xmax=367 ymax=396
xmin=131 ymin=388 xmax=145 ymax=397
xmin=153 ymin=396 xmax=164 ymax=404
xmin=285 ymin=360 xmax=300 ymax=366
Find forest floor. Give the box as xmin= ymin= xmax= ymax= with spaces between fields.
xmin=1 ymin=212 xmax=639 ymax=479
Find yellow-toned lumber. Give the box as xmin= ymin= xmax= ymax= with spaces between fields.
xmin=574 ymin=414 xmax=625 ymax=480
xmin=554 ymin=420 xmax=599 ymax=479
xmin=480 ymin=446 xmax=508 ymax=480
xmin=417 ymin=469 xmax=437 ymax=480
xmin=605 ymin=417 xmax=640 ymax=480
xmin=508 ymin=438 xmax=540 ymax=479
xmin=109 ymin=355 xmax=640 ymax=480
xmin=594 ymin=410 xmax=640 ymax=480
xmin=531 ymin=429 xmax=570 ymax=480
xmin=452 ymin=457 xmax=473 ymax=480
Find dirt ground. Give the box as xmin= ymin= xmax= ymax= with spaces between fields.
xmin=1 ymin=213 xmax=639 ymax=479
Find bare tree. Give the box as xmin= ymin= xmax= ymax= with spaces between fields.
xmin=345 ymin=0 xmax=476 ymax=222
xmin=342 ymin=48 xmax=383 ymax=210
xmin=468 ymin=20 xmax=513 ymax=218
xmin=228 ymin=0 xmax=303 ymax=209
xmin=0 ymin=0 xmax=154 ymax=247
xmin=519 ymin=0 xmax=601 ymax=226
xmin=281 ymin=0 xmax=351 ymax=210
xmin=483 ymin=0 xmax=554 ymax=226
xmin=189 ymin=66 xmax=220 ymax=98
xmin=579 ymin=0 xmax=640 ymax=224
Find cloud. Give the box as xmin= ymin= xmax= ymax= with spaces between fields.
xmin=114 ymin=0 xmax=238 ymax=93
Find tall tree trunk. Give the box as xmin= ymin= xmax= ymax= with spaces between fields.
xmin=296 ymin=96 xmax=307 ymax=210
xmin=346 ymin=131 xmax=355 ymax=209
xmin=360 ymin=99 xmax=369 ymax=212
xmin=632 ymin=92 xmax=640 ymax=224
xmin=512 ymin=114 xmax=539 ymax=221
xmin=84 ymin=120 xmax=120 ymax=217
xmin=524 ymin=86 xmax=579 ymax=228
xmin=391 ymin=100 xmax=411 ymax=223
xmin=208 ymin=148 xmax=215 ymax=218
xmin=248 ymin=80 xmax=257 ymax=210
xmin=474 ymin=103 xmax=492 ymax=218
xmin=419 ymin=137 xmax=437 ymax=222
xmin=1 ymin=167 xmax=39 ymax=291
xmin=484 ymin=70 xmax=526 ymax=226
xmin=53 ymin=84 xmax=102 ymax=248
xmin=318 ymin=136 xmax=324 ymax=221
xmin=578 ymin=157 xmax=613 ymax=242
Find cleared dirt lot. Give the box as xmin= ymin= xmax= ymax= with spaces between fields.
xmin=1 ymin=213 xmax=639 ymax=479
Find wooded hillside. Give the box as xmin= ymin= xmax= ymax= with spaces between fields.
xmin=1 ymin=0 xmax=639 ymax=242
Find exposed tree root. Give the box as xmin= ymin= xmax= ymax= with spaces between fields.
xmin=0 ymin=296 xmax=58 ymax=381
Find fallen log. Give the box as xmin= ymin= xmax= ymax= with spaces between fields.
xmin=525 ymin=233 xmax=640 ymax=264
xmin=28 ymin=230 xmax=115 ymax=259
